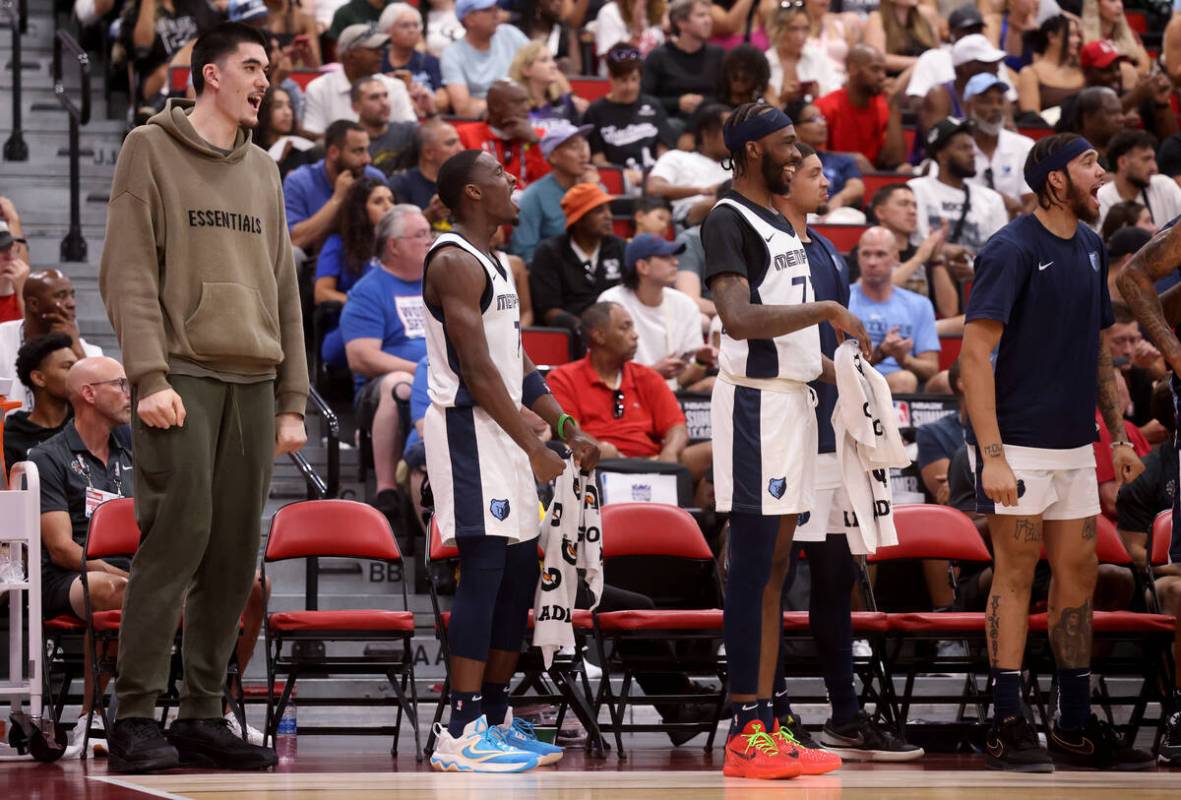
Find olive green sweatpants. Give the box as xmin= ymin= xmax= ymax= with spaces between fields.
xmin=116 ymin=375 xmax=275 ymax=720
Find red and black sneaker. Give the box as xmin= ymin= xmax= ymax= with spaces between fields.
xmin=722 ymin=720 xmax=802 ymax=780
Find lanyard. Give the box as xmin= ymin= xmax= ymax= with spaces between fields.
xmin=75 ymin=453 xmax=125 ymax=496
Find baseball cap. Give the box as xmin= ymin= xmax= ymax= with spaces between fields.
xmin=337 ymin=23 xmax=389 ymax=53
xmin=540 ymin=121 xmax=594 ymax=159
xmin=1107 ymin=226 xmax=1152 ymax=260
xmin=625 ymin=234 xmax=686 ymax=272
xmin=952 ymin=34 xmax=1006 ymax=67
xmin=456 ymin=0 xmax=498 ymax=19
xmin=948 ymin=3 xmax=984 ymax=32
xmin=0 ymin=222 xmax=13 ymax=251
xmin=1080 ymin=40 xmax=1129 ymax=70
xmin=926 ymin=117 xmax=973 ymax=154
xmin=560 ymin=183 xmax=615 ymax=228
xmin=227 ymin=0 xmax=267 ymax=23
xmin=963 ymin=72 xmax=1010 ymax=100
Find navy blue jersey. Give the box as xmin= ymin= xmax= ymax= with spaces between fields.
xmin=805 ymin=229 xmax=851 ymax=454
xmin=965 ymin=214 xmax=1114 ymax=449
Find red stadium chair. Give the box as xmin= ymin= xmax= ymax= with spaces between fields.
xmin=570 ymin=76 xmax=611 ymax=102
xmin=903 ymin=126 xmax=915 ymax=155
xmin=1126 ymin=9 xmax=1147 ymax=34
xmin=612 ymin=215 xmax=636 ymax=240
xmin=591 ymin=503 xmax=727 ymax=757
xmin=522 ymin=326 xmax=574 ymax=366
xmin=1025 ymin=517 xmax=1176 ymax=745
xmin=262 ymin=500 xmax=421 ymax=758
xmin=812 ymin=223 xmax=868 ymax=254
xmin=861 ymin=172 xmax=910 ymax=204
xmin=597 ymin=165 xmax=625 ymax=195
xmin=938 ymin=336 xmax=962 ymax=371
xmin=867 ymin=504 xmax=995 ymax=733
xmin=422 ymin=517 xmax=605 ymax=755
xmin=169 ymin=65 xmax=190 ymax=95
xmin=287 ymin=69 xmax=322 ymax=90
xmin=1017 ymin=127 xmax=1054 ymax=141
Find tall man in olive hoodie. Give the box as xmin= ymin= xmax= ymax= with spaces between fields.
xmin=98 ymin=22 xmax=308 ymax=774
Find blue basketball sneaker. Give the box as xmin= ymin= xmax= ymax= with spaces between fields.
xmin=497 ymin=709 xmax=563 ymax=766
xmin=430 ymin=715 xmax=540 ymax=773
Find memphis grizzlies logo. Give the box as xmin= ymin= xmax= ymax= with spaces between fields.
xmin=490 ymin=498 xmax=511 ymax=521
xmin=768 ymin=477 xmax=786 ymax=499
xmin=1089 ymin=251 xmax=1099 ymax=272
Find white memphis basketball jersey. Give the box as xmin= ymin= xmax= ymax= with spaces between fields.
xmin=424 ymin=232 xmax=523 ymax=407
xmin=713 ymin=198 xmax=821 ymax=383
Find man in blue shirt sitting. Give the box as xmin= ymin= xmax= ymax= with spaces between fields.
xmin=283 ymin=119 xmax=388 ymax=255
xmin=848 ymin=226 xmax=941 ymax=393
xmin=339 ymin=205 xmax=431 ymax=519
xmin=509 ymin=121 xmax=599 ymax=263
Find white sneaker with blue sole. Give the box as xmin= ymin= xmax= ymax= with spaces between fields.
xmin=430 ymin=715 xmax=540 ymax=773
xmin=498 ymin=709 xmax=563 ymax=765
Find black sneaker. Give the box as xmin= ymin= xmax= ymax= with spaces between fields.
xmin=819 ymin=711 xmax=925 ymax=761
xmin=780 ymin=712 xmax=822 ymax=749
xmin=1161 ymin=710 xmax=1181 ymax=766
xmin=108 ymin=717 xmax=180 ymax=774
xmin=984 ymin=715 xmax=1053 ymax=773
xmin=166 ymin=718 xmax=277 ymax=771
xmin=1048 ymin=714 xmax=1155 ymax=771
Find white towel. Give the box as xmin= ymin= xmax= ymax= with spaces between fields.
xmin=832 ymin=340 xmax=911 ymax=553
xmin=532 ymin=461 xmax=603 ymax=668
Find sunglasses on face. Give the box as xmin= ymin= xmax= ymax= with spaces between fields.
xmin=607 ymin=46 xmax=642 ymax=63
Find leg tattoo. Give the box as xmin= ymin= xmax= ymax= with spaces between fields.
xmin=1014 ymin=518 xmax=1042 ymax=544
xmin=986 ymin=595 xmax=1001 ymax=664
xmin=1049 ymin=598 xmax=1092 ymax=668
xmin=1081 ymin=518 xmax=1096 ymax=541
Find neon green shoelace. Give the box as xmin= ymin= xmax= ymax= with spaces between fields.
xmin=742 ymin=729 xmax=781 ymax=756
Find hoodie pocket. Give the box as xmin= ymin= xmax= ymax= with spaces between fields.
xmin=183 ymin=282 xmax=284 ymax=363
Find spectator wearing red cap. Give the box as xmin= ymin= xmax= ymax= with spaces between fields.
xmin=454 ymin=80 xmax=549 ymax=189
xmin=1098 ymin=129 xmax=1181 ymax=233
xmin=1080 ymin=39 xmax=1177 ymax=145
xmin=529 ymin=184 xmax=626 ymax=341
xmin=509 ymin=121 xmax=599 ymax=262
xmin=1081 ymin=0 xmax=1150 ymax=75
xmin=814 ymin=43 xmax=907 ymax=170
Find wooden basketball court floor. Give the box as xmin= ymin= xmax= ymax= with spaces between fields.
xmin=7 ymin=749 xmax=1179 ymax=799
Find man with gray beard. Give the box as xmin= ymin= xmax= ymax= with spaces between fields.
xmin=963 ymin=73 xmax=1035 ymax=217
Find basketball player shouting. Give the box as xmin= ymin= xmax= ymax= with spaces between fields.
xmin=422 ymin=150 xmax=599 ymax=773
xmin=701 ymin=102 xmax=871 ymax=781
xmin=961 ymin=133 xmax=1153 ymax=772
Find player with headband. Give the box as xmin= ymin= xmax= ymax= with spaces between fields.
xmin=961 ymin=133 xmax=1154 ymax=772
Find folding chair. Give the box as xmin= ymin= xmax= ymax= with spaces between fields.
xmin=591 ymin=503 xmax=726 ymax=758
xmin=42 ymin=614 xmax=85 ymax=725
xmin=262 ymin=499 xmax=421 ymax=758
xmin=1026 ymin=515 xmax=1175 ymax=746
xmin=422 ymin=517 xmax=605 ymax=755
xmin=868 ymin=504 xmax=995 ymax=736
xmin=522 ymin=327 xmax=574 ymax=367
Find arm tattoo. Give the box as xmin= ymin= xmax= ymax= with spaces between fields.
xmin=1096 ymin=340 xmax=1126 ymax=444
xmin=1014 ymin=518 xmax=1042 ymax=544
xmin=1118 ymin=224 xmax=1181 ymax=367
xmin=1081 ymin=517 xmax=1096 ymax=541
xmin=986 ymin=595 xmax=1001 ymax=663
xmin=982 ymin=443 xmax=1002 ymax=457
xmin=1048 ymin=598 xmax=1092 ymax=669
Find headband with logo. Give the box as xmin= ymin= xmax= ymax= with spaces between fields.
xmin=723 ymin=107 xmax=793 ymax=155
xmin=1024 ymin=137 xmax=1095 ymax=195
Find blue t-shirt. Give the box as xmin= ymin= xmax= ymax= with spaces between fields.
xmin=805 ymin=230 xmax=851 ymax=454
xmin=916 ymin=411 xmax=965 ymax=469
xmin=390 ymin=167 xmax=437 ymax=211
xmin=439 ymin=25 xmax=529 ymax=99
xmin=314 ymin=233 xmax=375 ymax=293
xmin=383 ymin=49 xmax=443 ymax=92
xmin=283 ymin=161 xmax=388 ymax=232
xmin=403 ymin=355 xmax=431 ymax=456
xmin=819 ymin=151 xmax=861 ymax=197
xmin=508 ymin=172 xmax=568 ymax=262
xmin=966 ymin=214 xmax=1114 ymax=449
xmin=848 ymin=285 xmax=940 ymax=376
xmin=338 ymin=264 xmax=429 ymax=391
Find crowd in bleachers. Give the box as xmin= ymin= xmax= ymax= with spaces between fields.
xmin=7 ymin=0 xmax=1181 ymax=766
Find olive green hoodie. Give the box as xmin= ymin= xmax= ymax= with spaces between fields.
xmin=99 ymin=99 xmax=308 ymax=416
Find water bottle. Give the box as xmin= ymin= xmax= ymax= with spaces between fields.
xmin=276 ymin=704 xmax=297 ymax=763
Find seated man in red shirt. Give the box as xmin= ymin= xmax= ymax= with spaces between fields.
xmin=814 ymin=44 xmax=907 ymax=171
xmin=453 ymin=80 xmax=549 ymax=188
xmin=548 ymin=302 xmax=710 ymax=483
xmin=1094 ymin=370 xmax=1152 ymax=521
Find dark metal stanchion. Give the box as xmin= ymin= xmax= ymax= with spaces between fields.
xmin=2 ymin=0 xmax=29 ymax=162
xmin=53 ymin=31 xmax=91 ymax=262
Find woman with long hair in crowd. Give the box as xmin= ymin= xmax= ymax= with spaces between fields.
xmin=315 ymin=178 xmax=395 ymax=369
xmin=765 ymin=2 xmax=840 ymax=106
xmin=709 ymin=0 xmax=774 ymax=50
xmin=1100 ymin=199 xmax=1157 ymax=241
xmin=984 ymin=0 xmax=1040 ymax=71
xmin=595 ymin=0 xmax=667 ymax=60
xmin=803 ymin=0 xmax=859 ymax=82
xmin=862 ymin=0 xmax=940 ymax=73
xmin=717 ymin=44 xmax=772 ymax=106
xmin=1082 ymin=0 xmax=1150 ymax=75
xmin=509 ymin=40 xmax=589 ymax=132
xmin=1017 ymin=14 xmax=1085 ymax=118
xmin=254 ymin=87 xmax=315 ymax=179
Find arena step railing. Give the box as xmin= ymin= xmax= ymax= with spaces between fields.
xmin=51 ymin=29 xmax=89 ymax=262
xmin=1 ymin=0 xmax=29 ymax=162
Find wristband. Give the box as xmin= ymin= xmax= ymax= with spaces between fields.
xmin=557 ymin=413 xmax=575 ymax=440
xmin=1111 ymin=440 xmax=1135 ymax=450
xmin=522 ymin=370 xmax=551 ymax=407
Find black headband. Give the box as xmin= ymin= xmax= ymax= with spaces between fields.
xmin=723 ymin=107 xmax=793 ymax=154
xmin=1024 ymin=137 xmax=1094 ymax=194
